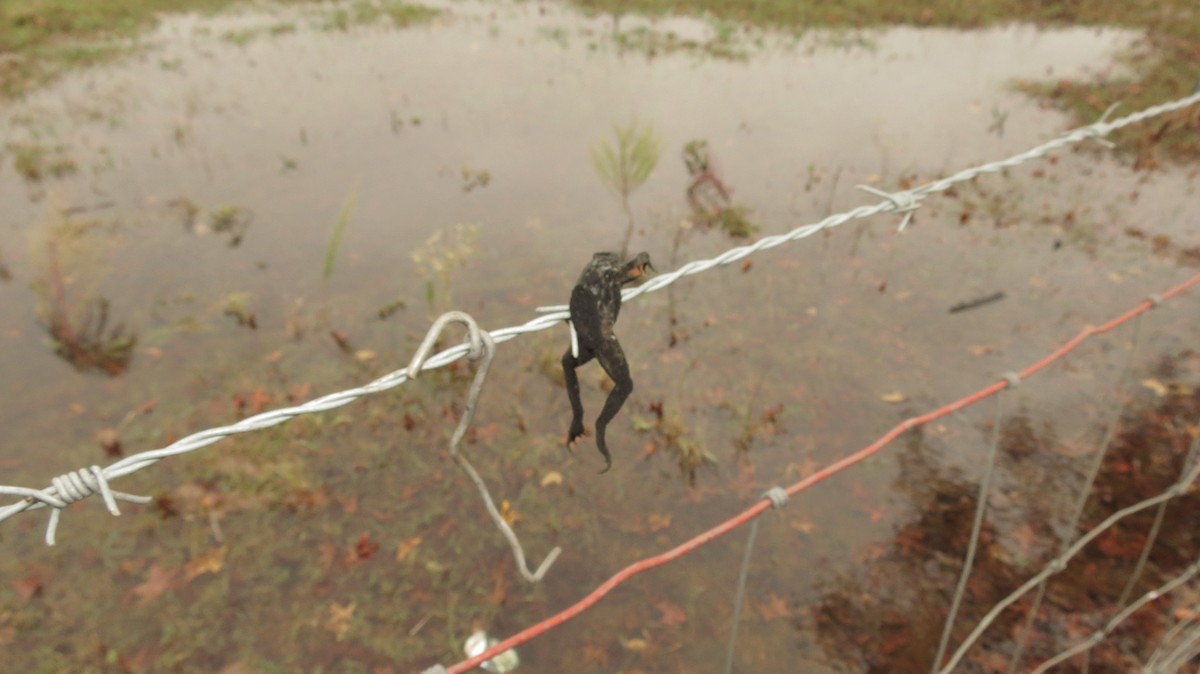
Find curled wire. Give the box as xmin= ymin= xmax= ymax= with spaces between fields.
xmin=408 ymin=311 xmax=562 ymax=583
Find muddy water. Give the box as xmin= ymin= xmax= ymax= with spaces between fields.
xmin=2 ymin=1 xmax=1198 ymax=672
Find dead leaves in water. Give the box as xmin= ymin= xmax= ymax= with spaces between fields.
xmin=325 ymin=601 xmax=355 ymax=641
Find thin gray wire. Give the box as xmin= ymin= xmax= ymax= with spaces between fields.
xmin=1146 ymin=609 xmax=1200 ymax=672
xmin=937 ymin=452 xmax=1200 ymax=673
xmin=723 ymin=487 xmax=788 ymax=674
xmin=1146 ymin=612 xmax=1200 ymax=674
xmin=1117 ymin=430 xmax=1200 ymax=608
xmin=1028 ymin=558 xmax=1200 ymax=674
xmin=3 ymin=91 xmax=1198 ymax=545
xmin=1007 ymin=313 xmax=1145 ymax=673
xmin=931 ymin=382 xmax=1010 ymax=672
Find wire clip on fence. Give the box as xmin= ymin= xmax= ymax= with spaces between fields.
xmin=2 ymin=90 xmax=1199 ymax=547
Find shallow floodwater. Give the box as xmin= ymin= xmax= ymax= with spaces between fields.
xmin=2 ymin=2 xmax=1199 ymax=672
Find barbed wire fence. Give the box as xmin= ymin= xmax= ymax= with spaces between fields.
xmin=2 ymin=89 xmax=1199 ymax=673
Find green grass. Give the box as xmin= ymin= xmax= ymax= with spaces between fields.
xmin=7 ymin=141 xmax=77 ymax=181
xmin=0 ymin=0 xmax=438 ymax=98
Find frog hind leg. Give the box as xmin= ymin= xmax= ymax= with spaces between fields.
xmin=593 ymin=337 xmax=633 ymax=474
xmin=562 ymin=346 xmax=594 ymax=451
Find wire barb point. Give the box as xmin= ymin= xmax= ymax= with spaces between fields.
xmin=856 ymin=184 xmax=922 ymax=231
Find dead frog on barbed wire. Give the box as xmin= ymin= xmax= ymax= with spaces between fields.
xmin=562 ymin=251 xmax=654 ymax=473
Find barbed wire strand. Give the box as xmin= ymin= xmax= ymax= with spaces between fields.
xmin=1006 ymin=312 xmax=1146 ymax=673
xmin=932 ymin=378 xmax=1013 ymax=672
xmin=2 ymin=91 xmax=1198 ymax=545
xmin=724 ymin=487 xmax=789 ymax=674
xmin=1117 ymin=414 xmax=1200 ymax=610
xmin=441 ymin=272 xmax=1200 ymax=674
xmin=404 ymin=311 xmax=562 ymax=583
xmin=937 ymin=443 xmax=1200 ymax=674
xmin=1028 ymin=557 xmax=1200 ymax=674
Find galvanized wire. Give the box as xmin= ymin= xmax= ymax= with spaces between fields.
xmin=723 ymin=487 xmax=789 ymax=674
xmin=405 ymin=312 xmax=562 ymax=583
xmin=1006 ymin=313 xmax=1146 ymax=672
xmin=931 ymin=379 xmax=1013 ymax=672
xmin=1146 ymin=607 xmax=1200 ymax=674
xmin=1117 ymin=425 xmax=1200 ymax=608
xmin=937 ymin=449 xmax=1200 ymax=674
xmin=1028 ymin=557 xmax=1200 ymax=674
xmin=2 ymin=90 xmax=1199 ymax=546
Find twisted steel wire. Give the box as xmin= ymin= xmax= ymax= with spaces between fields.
xmin=2 ymin=90 xmax=1198 ymax=548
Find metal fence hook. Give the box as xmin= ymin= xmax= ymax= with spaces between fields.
xmin=408 ymin=311 xmax=561 ymax=582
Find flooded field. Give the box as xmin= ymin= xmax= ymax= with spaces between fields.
xmin=2 ymin=1 xmax=1199 ymax=672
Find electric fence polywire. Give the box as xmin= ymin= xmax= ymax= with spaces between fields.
xmin=4 ymin=90 xmax=1198 ymax=545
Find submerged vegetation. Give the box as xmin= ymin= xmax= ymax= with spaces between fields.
xmin=410 ymin=223 xmax=478 ymax=317
xmin=589 ymin=120 xmax=662 ymax=257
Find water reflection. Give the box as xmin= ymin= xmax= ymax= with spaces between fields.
xmin=30 ymin=215 xmax=137 ymax=375
xmin=814 ymin=362 xmax=1200 ymax=672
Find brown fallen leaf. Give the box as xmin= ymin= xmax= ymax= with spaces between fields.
xmin=789 ymin=519 xmax=816 ymax=535
xmin=217 ymin=661 xmax=260 ymax=674
xmin=325 ymin=602 xmax=355 ymax=641
xmin=655 ymin=599 xmax=687 ymax=626
xmin=1141 ymin=378 xmax=1168 ymax=397
xmin=12 ymin=575 xmax=43 ymax=602
xmin=184 ymin=545 xmax=227 ymax=582
xmin=96 ymin=428 xmax=122 ymax=457
xmin=348 ymin=531 xmax=379 ymax=562
xmin=619 ymin=636 xmax=648 ymax=652
xmin=499 ymin=500 xmax=520 ymax=526
xmin=131 ymin=564 xmax=178 ymax=605
xmin=395 ymin=537 xmax=422 ymax=563
xmin=647 ymin=513 xmax=672 ymax=532
xmin=488 ymin=561 xmax=509 ymax=606
xmin=755 ymin=592 xmax=791 ymax=622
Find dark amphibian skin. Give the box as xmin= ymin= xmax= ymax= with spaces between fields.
xmin=562 ymin=251 xmax=653 ymax=473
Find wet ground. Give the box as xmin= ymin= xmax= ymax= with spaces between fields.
xmin=2 ymin=1 xmax=1200 ymax=672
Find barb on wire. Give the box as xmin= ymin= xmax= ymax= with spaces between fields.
xmin=856 ymin=184 xmax=922 ymax=231
xmin=4 ymin=91 xmax=1200 ymax=544
xmin=407 ymin=311 xmax=562 ymax=584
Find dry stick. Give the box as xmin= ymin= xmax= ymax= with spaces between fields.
xmin=1005 ymin=314 xmax=1144 ymax=674
xmin=931 ymin=386 xmax=1010 ymax=672
xmin=937 ymin=456 xmax=1200 ymax=674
